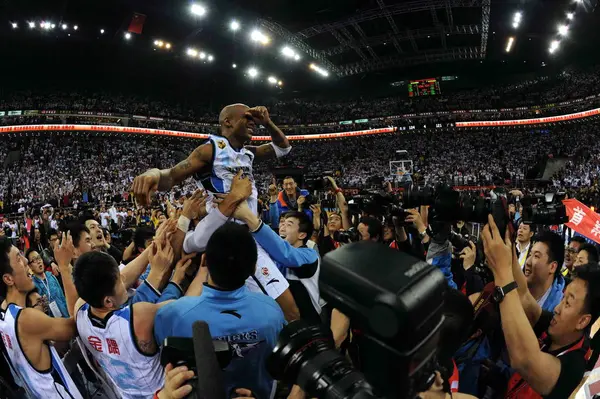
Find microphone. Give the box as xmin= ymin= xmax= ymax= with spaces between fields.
xmin=192 ymin=321 xmax=226 ymax=399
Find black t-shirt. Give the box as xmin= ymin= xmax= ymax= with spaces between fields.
xmin=532 ymin=310 xmax=588 ymax=399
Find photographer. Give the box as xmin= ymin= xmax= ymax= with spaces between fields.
xmin=316 ymin=177 xmax=351 ymax=257
xmin=482 ymin=214 xmax=599 ymax=399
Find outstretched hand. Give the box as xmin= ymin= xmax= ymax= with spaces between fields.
xmin=481 ymin=214 xmax=513 ymax=280
xmin=55 ymin=232 xmax=74 ymax=269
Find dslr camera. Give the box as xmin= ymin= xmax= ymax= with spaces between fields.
xmin=268 ymin=242 xmax=449 ymax=399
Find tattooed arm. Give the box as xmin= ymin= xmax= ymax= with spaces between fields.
xmin=132 ymin=301 xmax=174 ymax=354
xmin=133 ymin=142 xmax=214 ymax=206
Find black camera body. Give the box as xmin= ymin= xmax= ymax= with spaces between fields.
xmin=333 ymin=227 xmax=360 ymax=243
xmin=268 ymin=242 xmax=448 ymax=399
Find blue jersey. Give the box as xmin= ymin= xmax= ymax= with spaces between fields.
xmin=154 ymin=284 xmax=285 ymax=399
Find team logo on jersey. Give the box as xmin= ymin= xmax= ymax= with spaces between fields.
xmin=217 ymin=140 xmax=227 ymax=149
xmin=230 ymin=340 xmax=265 ymax=358
xmin=261 ymin=267 xmax=270 ymax=277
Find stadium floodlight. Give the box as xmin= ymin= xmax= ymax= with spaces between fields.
xmin=124 ymin=32 xmax=132 ymax=40
xmin=207 ymin=55 xmax=214 ymax=62
xmin=512 ymin=11 xmax=523 ymax=29
xmin=187 ymin=48 xmax=198 ymax=57
xmin=549 ymin=40 xmax=560 ymax=53
xmin=191 ymin=4 xmax=207 ymax=16
xmin=294 ymin=54 xmax=300 ymax=61
xmin=232 ymin=63 xmax=237 ymax=68
xmin=100 ymin=29 xmax=105 ymax=34
xmin=281 ymin=46 xmax=301 ymax=60
xmin=199 ymin=52 xmax=206 ymax=59
xmin=11 ymin=22 xmax=17 ymax=29
xmin=61 ymin=24 xmax=68 ymax=30
xmin=250 ymin=29 xmax=270 ymax=45
xmin=267 ymin=76 xmax=277 ymax=84
xmin=28 ymin=21 xmax=35 ymax=29
xmin=165 ymin=43 xmax=172 ymax=49
xmin=248 ymin=67 xmax=259 ymax=78
xmin=558 ymin=24 xmax=569 ymax=36
xmin=309 ymin=63 xmax=329 ymax=77
xmin=567 ymin=12 xmax=574 ymax=20
xmin=505 ymin=36 xmax=515 ymax=53
xmin=278 ymin=80 xmax=283 ymax=86
xmin=51 ymin=23 xmax=56 ymax=29
xmin=230 ymin=20 xmax=240 ymax=31
xmin=73 ymin=25 xmax=78 ymax=30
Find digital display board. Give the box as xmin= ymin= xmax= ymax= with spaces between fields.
xmin=408 ymin=78 xmax=441 ymax=97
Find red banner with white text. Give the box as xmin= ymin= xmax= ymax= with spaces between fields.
xmin=563 ymin=199 xmax=600 ymax=244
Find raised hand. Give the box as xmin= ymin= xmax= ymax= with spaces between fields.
xmin=481 ymin=214 xmax=513 ymax=280
xmin=182 ymin=189 xmax=208 ymax=220
xmin=459 ymin=241 xmax=477 ymax=270
xmin=132 ymin=170 xmax=161 ymax=207
xmin=297 ymin=196 xmax=306 ymax=210
xmin=247 ymin=106 xmax=271 ymax=125
xmin=405 ymin=208 xmax=426 ymax=232
xmin=54 ymin=232 xmax=74 ymax=269
xmin=230 ymin=170 xmax=252 ymax=202
xmin=172 ymin=252 xmax=197 ymax=284
xmin=148 ymin=239 xmax=174 ymax=275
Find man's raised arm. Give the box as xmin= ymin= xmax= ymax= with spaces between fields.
xmin=133 ymin=142 xmax=213 ymax=206
xmin=244 ymin=106 xmax=291 ymax=161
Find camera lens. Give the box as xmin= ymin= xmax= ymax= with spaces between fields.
xmin=267 ymin=320 xmax=374 ymax=399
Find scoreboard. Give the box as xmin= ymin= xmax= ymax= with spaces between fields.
xmin=408 ymin=78 xmax=441 ymax=97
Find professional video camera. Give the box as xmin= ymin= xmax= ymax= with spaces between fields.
xmin=348 ymin=191 xmax=409 ymax=221
xmin=268 ymin=242 xmax=449 ymax=399
xmin=519 ymin=192 xmax=568 ymax=225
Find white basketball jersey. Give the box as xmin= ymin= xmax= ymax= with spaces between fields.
xmin=195 ymin=134 xmax=258 ymax=215
xmin=0 ymin=303 xmax=82 ymax=399
xmin=76 ymin=303 xmax=164 ymax=399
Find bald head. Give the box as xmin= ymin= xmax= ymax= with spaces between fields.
xmin=218 ymin=103 xmax=254 ymax=145
xmin=219 ymin=103 xmax=250 ymax=125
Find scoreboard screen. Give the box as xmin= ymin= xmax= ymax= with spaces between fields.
xmin=408 ymin=78 xmax=441 ymax=97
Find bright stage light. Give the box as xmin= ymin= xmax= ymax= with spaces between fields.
xmin=50 ymin=23 xmax=56 ymax=29
xmin=278 ymin=80 xmax=283 ymax=86
xmin=567 ymin=12 xmax=574 ymax=20
xmin=124 ymin=32 xmax=132 ymax=40
xmin=100 ymin=29 xmax=105 ymax=34
xmin=232 ymin=63 xmax=237 ymax=68
xmin=11 ymin=22 xmax=17 ymax=29
xmin=505 ymin=36 xmax=515 ymax=52
xmin=199 ymin=52 xmax=206 ymax=59
xmin=165 ymin=43 xmax=171 ymax=49
xmin=512 ymin=11 xmax=523 ymax=29
xmin=248 ymin=67 xmax=259 ymax=78
xmin=28 ymin=21 xmax=35 ymax=29
xmin=309 ymin=63 xmax=329 ymax=77
xmin=74 ymin=25 xmax=78 ymax=30
xmin=281 ymin=46 xmax=301 ymax=60
xmin=558 ymin=24 xmax=569 ymax=36
xmin=250 ymin=30 xmax=270 ymax=45
xmin=207 ymin=55 xmax=214 ymax=62
xmin=230 ymin=20 xmax=240 ymax=31
xmin=294 ymin=54 xmax=300 ymax=61
xmin=187 ymin=48 xmax=198 ymax=57
xmin=62 ymin=24 xmax=68 ymax=30
xmin=268 ymin=76 xmax=277 ymax=84
xmin=191 ymin=4 xmax=207 ymax=16
xmin=549 ymin=40 xmax=560 ymax=53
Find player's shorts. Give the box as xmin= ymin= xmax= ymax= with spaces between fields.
xmin=245 ymin=241 xmax=289 ymax=300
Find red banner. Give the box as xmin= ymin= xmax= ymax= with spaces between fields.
xmin=563 ymin=199 xmax=600 ymax=244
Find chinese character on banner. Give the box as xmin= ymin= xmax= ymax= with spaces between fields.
xmin=563 ymin=199 xmax=600 ymax=245
xmin=107 ymin=338 xmax=120 ymax=355
xmin=88 ymin=336 xmax=103 ymax=352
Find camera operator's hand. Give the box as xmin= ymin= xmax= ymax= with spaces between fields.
xmin=324 ymin=176 xmax=339 ymax=190
xmin=460 ymin=241 xmax=476 ymax=270
xmin=309 ymin=203 xmax=321 ymax=215
xmin=482 ymin=214 xmax=513 ymax=282
xmin=158 ymin=363 xmax=194 ymax=399
xmin=297 ymin=195 xmax=306 ymax=211
xmin=182 ymin=189 xmax=208 ymax=221
xmin=405 ymin=209 xmax=426 ymax=232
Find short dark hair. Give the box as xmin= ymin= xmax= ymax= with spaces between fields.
xmin=134 ymin=226 xmax=155 ymax=249
xmin=533 ymin=230 xmax=565 ymax=279
xmin=570 ymin=236 xmax=587 ymax=245
xmin=572 ymin=263 xmax=600 ymax=324
xmin=73 ymin=251 xmax=120 ymax=308
xmin=67 ymin=223 xmax=91 ymax=249
xmin=48 ymin=228 xmax=58 ymax=238
xmin=25 ymin=248 xmax=38 ymax=261
xmin=360 ymin=217 xmax=382 ymax=241
xmin=205 ymin=223 xmax=257 ymax=290
xmin=283 ymin=176 xmax=295 ymax=182
xmin=0 ymin=237 xmax=14 ymax=298
xmin=579 ymin=244 xmax=600 ymax=264
xmin=285 ymin=211 xmax=314 ymax=244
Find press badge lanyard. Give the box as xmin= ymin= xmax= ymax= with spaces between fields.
xmin=39 ymin=275 xmax=52 ymax=301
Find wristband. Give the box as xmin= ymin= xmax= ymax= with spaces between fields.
xmin=177 ymin=215 xmax=191 ymax=234
xmin=335 ymin=188 xmax=343 ymax=194
xmin=250 ymin=220 xmax=263 ymax=233
xmin=269 ymin=142 xmax=292 ymax=158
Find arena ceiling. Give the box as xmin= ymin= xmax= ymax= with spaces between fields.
xmin=1 ymin=0 xmax=599 ymax=101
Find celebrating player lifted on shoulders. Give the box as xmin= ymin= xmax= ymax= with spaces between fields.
xmin=132 ymin=104 xmax=291 ymax=206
